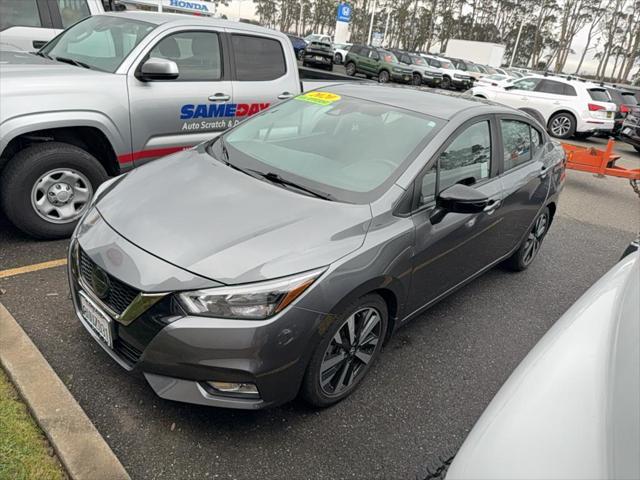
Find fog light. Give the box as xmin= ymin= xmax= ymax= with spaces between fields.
xmin=207 ymin=381 xmax=259 ymax=397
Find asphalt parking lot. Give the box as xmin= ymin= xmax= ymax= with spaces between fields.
xmin=1 ymin=131 xmax=639 ymax=479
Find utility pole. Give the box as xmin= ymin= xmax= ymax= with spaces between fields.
xmin=367 ymin=0 xmax=378 ymax=45
xmin=509 ymin=20 xmax=524 ymax=68
xmin=299 ymin=0 xmax=304 ymax=35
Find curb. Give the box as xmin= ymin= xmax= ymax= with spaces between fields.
xmin=0 ymin=302 xmax=130 ymax=480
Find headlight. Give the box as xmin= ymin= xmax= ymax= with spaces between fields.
xmin=454 ymin=74 xmax=463 ymax=79
xmin=179 ymin=268 xmax=325 ymax=320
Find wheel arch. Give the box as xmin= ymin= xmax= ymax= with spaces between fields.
xmin=0 ymin=113 xmax=129 ymax=176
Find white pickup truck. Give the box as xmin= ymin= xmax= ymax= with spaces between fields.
xmin=0 ymin=12 xmax=350 ymax=238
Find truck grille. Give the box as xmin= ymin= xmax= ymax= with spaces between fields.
xmin=79 ymin=249 xmax=139 ymax=315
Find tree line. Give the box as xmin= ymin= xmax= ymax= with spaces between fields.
xmin=250 ymin=0 xmax=640 ymax=82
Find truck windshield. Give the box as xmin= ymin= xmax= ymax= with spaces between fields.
xmin=217 ymin=92 xmax=443 ymax=204
xmin=41 ymin=16 xmax=154 ymax=73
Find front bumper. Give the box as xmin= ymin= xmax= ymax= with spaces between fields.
xmin=303 ymin=53 xmax=333 ymax=66
xmin=67 ymin=217 xmax=325 ymax=409
xmin=620 ymin=116 xmax=640 ymax=147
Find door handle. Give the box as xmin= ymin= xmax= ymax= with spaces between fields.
xmin=277 ymin=92 xmax=294 ymax=100
xmin=539 ymin=166 xmax=550 ymax=178
xmin=483 ymin=199 xmax=501 ymax=214
xmin=208 ymin=93 xmax=230 ymax=102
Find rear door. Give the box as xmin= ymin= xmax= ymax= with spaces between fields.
xmin=127 ymin=27 xmax=233 ymax=165
xmin=496 ymin=115 xmax=549 ymax=252
xmin=227 ymin=31 xmax=299 ymax=114
xmin=531 ymin=79 xmax=576 ymax=121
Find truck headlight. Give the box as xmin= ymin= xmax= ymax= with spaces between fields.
xmin=179 ymin=268 xmax=325 ymax=320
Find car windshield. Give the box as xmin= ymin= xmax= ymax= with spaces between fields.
xmin=466 ymin=63 xmax=481 ymax=72
xmin=217 ymin=92 xmax=443 ymax=203
xmin=410 ymin=55 xmax=426 ymax=65
xmin=438 ymin=59 xmax=453 ymax=69
xmin=305 ymin=34 xmax=324 ymax=42
xmin=41 ymin=16 xmax=154 ymax=73
xmin=381 ymin=51 xmax=398 ymax=63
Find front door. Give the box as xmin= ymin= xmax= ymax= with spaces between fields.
xmin=127 ymin=28 xmax=233 ymax=166
xmin=226 ymin=31 xmax=299 ymax=122
xmin=495 ymin=77 xmax=541 ymax=111
xmin=408 ymin=117 xmax=507 ymax=314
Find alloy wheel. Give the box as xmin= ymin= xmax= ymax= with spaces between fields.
xmin=550 ymin=115 xmax=571 ymax=137
xmin=30 ymin=168 xmax=93 ymax=224
xmin=319 ymin=307 xmax=382 ymax=396
xmin=522 ymin=212 xmax=549 ymax=266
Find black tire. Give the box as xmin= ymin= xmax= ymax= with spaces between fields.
xmin=325 ymin=63 xmax=333 ymax=72
xmin=573 ymin=132 xmax=593 ymax=140
xmin=378 ymin=69 xmax=390 ymax=83
xmin=345 ymin=61 xmax=356 ymax=76
xmin=0 ymin=142 xmax=108 ymax=239
xmin=300 ymin=293 xmax=388 ymax=407
xmin=334 ymin=52 xmax=342 ymax=64
xmin=547 ymin=112 xmax=576 ymax=139
xmin=412 ymin=73 xmax=422 ymax=86
xmin=297 ymin=49 xmax=305 ymax=60
xmin=635 ymin=146 xmax=640 ymax=153
xmin=503 ymin=206 xmax=551 ymax=271
xmin=441 ymin=76 xmax=451 ymax=89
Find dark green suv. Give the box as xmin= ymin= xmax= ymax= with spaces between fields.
xmin=344 ymin=45 xmax=412 ymax=84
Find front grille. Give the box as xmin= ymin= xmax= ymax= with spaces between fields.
xmin=79 ymin=249 xmax=139 ymax=315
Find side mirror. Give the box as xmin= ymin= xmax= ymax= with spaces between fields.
xmin=430 ymin=184 xmax=489 ymax=224
xmin=504 ymin=85 xmax=516 ymax=90
xmin=137 ymin=57 xmax=179 ymax=81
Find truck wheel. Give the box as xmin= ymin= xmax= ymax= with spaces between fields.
xmin=548 ymin=112 xmax=576 ymax=139
xmin=441 ymin=76 xmax=451 ymax=89
xmin=345 ymin=62 xmax=356 ymax=76
xmin=378 ymin=70 xmax=390 ymax=83
xmin=635 ymin=146 xmax=640 ymax=153
xmin=334 ymin=53 xmax=342 ymax=64
xmin=0 ymin=142 xmax=108 ymax=239
xmin=411 ymin=73 xmax=422 ymax=86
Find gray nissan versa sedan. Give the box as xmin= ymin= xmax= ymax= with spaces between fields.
xmin=67 ymin=84 xmax=565 ymax=409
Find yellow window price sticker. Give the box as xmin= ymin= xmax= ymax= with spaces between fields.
xmin=295 ymin=91 xmax=341 ymax=106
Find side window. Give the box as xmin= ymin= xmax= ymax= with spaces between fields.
xmin=56 ymin=0 xmax=91 ymax=28
xmin=232 ymin=34 xmax=286 ymax=81
xmin=0 ymin=0 xmax=42 ymax=29
xmin=531 ymin=127 xmax=543 ymax=152
xmin=536 ymin=80 xmax=566 ymax=95
xmin=501 ymin=120 xmax=532 ymax=170
xmin=369 ymin=49 xmax=380 ymax=60
xmin=150 ymin=31 xmax=222 ymax=81
xmin=563 ymin=84 xmax=577 ymax=96
xmin=512 ymin=78 xmax=539 ymax=91
xmin=439 ymin=121 xmax=491 ymax=192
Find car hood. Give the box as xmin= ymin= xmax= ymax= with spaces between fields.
xmin=96 ymin=147 xmax=372 ymax=285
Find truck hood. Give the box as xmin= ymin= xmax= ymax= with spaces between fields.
xmin=96 ymin=147 xmax=372 ymax=285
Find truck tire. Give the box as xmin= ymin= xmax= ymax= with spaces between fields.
xmin=412 ymin=73 xmax=422 ymax=86
xmin=0 ymin=142 xmax=108 ymax=239
xmin=378 ymin=70 xmax=390 ymax=83
xmin=441 ymin=76 xmax=451 ymax=89
xmin=635 ymin=146 xmax=640 ymax=153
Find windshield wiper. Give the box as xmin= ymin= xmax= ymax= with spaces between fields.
xmin=248 ymin=170 xmax=333 ymax=201
xmin=53 ymin=56 xmax=92 ymax=69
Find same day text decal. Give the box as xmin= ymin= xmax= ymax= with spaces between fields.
xmin=179 ymin=102 xmax=271 ymax=131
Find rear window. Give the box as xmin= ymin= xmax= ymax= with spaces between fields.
xmin=588 ymin=89 xmax=611 ymax=102
xmin=232 ymin=34 xmax=286 ymax=81
xmin=621 ymin=92 xmax=639 ymax=105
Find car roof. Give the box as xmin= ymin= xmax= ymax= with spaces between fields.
xmin=103 ymin=11 xmax=282 ymax=37
xmin=315 ymin=83 xmax=507 ymax=120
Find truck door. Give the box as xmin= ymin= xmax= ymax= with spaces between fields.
xmin=0 ymin=0 xmax=57 ymax=51
xmin=227 ymin=32 xmax=300 ymax=116
xmin=126 ymin=28 xmax=233 ymax=166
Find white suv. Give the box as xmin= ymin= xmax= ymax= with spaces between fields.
xmin=421 ymin=54 xmax=474 ymax=90
xmin=469 ymin=76 xmax=617 ymax=139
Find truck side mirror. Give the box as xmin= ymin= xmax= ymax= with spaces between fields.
xmin=137 ymin=57 xmax=179 ymax=81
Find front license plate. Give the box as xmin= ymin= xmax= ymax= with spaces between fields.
xmin=79 ymin=291 xmax=113 ymax=348
xmin=403 ymin=75 xmax=410 ymax=81
xmin=315 ymin=56 xmax=323 ymax=61
xmin=623 ymin=127 xmax=632 ymax=135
